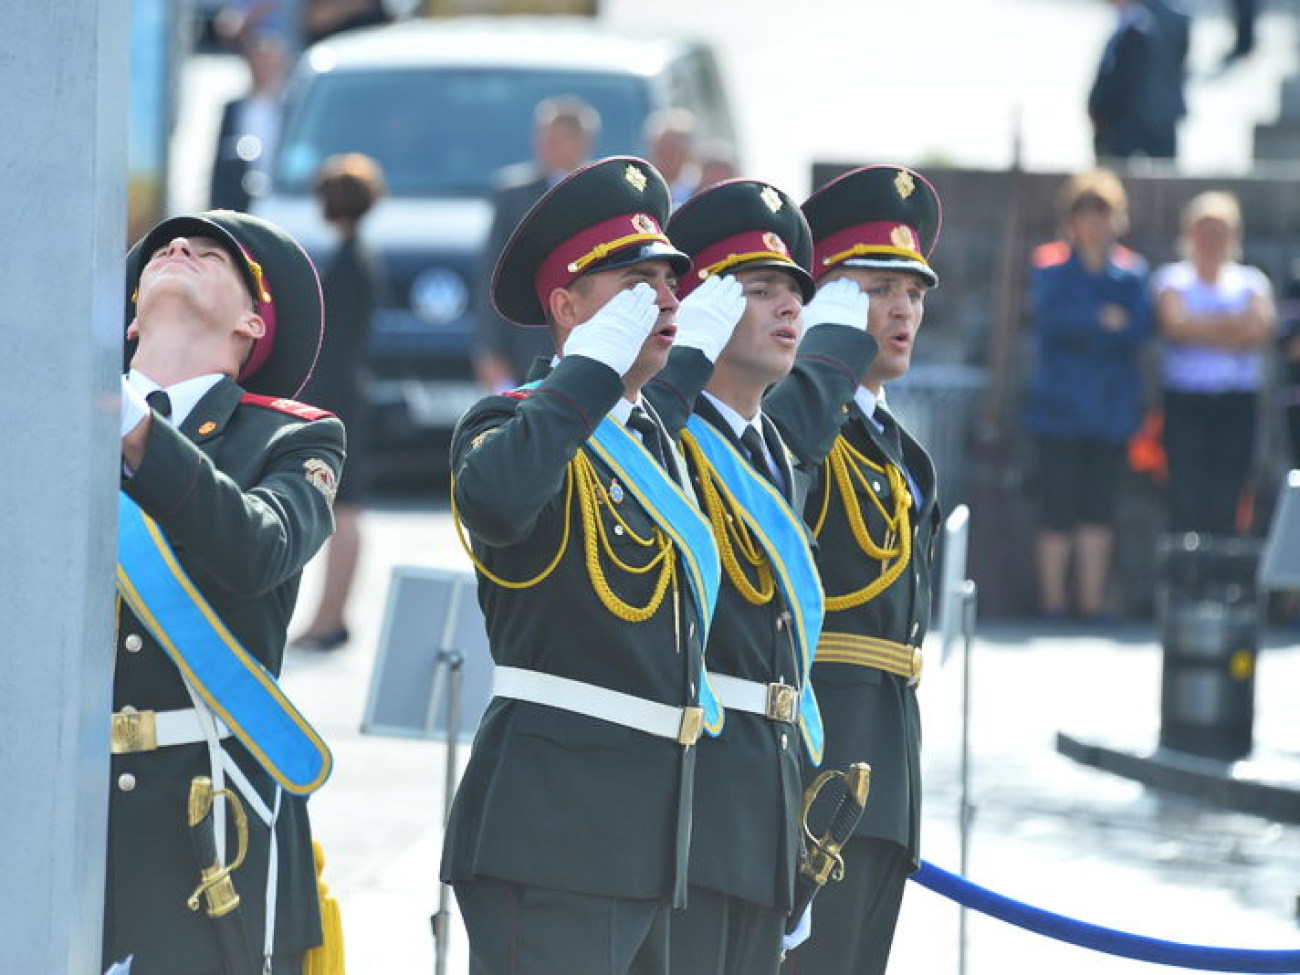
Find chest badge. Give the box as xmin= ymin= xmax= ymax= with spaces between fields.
xmin=609 ymin=479 xmax=625 ymax=504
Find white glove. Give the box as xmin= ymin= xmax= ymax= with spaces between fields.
xmin=120 ymin=376 xmax=150 ymax=439
xmin=782 ymin=902 xmax=813 ymax=953
xmin=804 ymin=277 xmax=869 ymax=332
xmin=563 ymin=282 xmax=659 ymax=377
xmin=674 ymin=274 xmax=746 ymax=362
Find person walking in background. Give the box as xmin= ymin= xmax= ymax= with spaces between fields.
xmin=1139 ymin=0 xmax=1190 ymax=158
xmin=210 ymin=31 xmax=289 ymax=212
xmin=1154 ymin=190 xmax=1276 ymax=534
xmin=1089 ymin=0 xmax=1169 ymax=162
xmin=1023 ymin=170 xmax=1153 ymax=622
xmin=781 ymin=165 xmax=944 ymax=975
xmin=292 ymin=153 xmax=387 ymax=652
xmin=645 ymin=108 xmax=701 ymax=209
xmin=472 ymin=96 xmax=600 ymax=393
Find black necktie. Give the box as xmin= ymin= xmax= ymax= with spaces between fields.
xmin=627 ymin=406 xmax=668 ymax=470
xmin=740 ymin=425 xmax=780 ymax=491
xmin=146 ymin=389 xmax=172 ymax=420
xmin=874 ymin=406 xmax=903 ymax=463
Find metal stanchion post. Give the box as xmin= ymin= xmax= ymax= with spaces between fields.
xmin=431 ymin=649 xmax=465 ymax=975
xmin=956 ymin=579 xmax=978 ymax=975
xmin=424 ymin=575 xmax=471 ymax=975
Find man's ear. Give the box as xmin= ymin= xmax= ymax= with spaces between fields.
xmin=236 ymin=312 xmax=267 ymax=340
xmin=548 ymin=286 xmax=577 ymax=328
xmin=547 ymin=286 xmax=581 ymax=351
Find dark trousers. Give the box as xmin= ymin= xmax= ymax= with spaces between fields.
xmin=1231 ymin=0 xmax=1258 ymax=54
xmin=1286 ymin=401 xmax=1300 ymax=469
xmin=781 ymin=837 xmax=909 ymax=975
xmin=669 ymin=885 xmax=784 ymax=975
xmin=1163 ymin=390 xmax=1258 ymax=534
xmin=455 ymin=878 xmax=670 ymax=975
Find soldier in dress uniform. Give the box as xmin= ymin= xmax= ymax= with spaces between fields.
xmin=441 ymin=156 xmax=727 ymax=975
xmin=780 ymin=165 xmax=943 ymax=975
xmin=644 ymin=179 xmax=875 ymax=973
xmin=109 ymin=211 xmax=346 ymax=974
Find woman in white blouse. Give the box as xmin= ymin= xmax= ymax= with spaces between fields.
xmin=1153 ymin=191 xmax=1276 ymax=534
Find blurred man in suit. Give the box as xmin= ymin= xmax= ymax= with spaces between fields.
xmin=210 ymin=33 xmax=288 ymax=212
xmin=472 ymin=96 xmax=601 ymax=392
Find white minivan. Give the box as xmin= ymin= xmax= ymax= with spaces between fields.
xmin=255 ymin=17 xmax=738 ymax=476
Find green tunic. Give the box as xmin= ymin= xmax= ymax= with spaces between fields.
xmin=106 ymin=377 xmax=345 ymax=975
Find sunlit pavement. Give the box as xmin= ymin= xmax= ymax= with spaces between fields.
xmin=280 ymin=499 xmax=1300 ymax=973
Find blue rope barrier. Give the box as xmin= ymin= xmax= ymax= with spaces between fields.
xmin=912 ymin=860 xmax=1300 ymax=973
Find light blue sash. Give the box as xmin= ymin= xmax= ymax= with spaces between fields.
xmin=685 ymin=416 xmax=826 ymax=764
xmin=586 ymin=416 xmax=725 ymax=735
xmin=116 ymin=493 xmax=332 ymax=794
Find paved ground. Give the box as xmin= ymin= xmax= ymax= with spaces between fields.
xmin=279 ymin=497 xmax=1300 ymax=974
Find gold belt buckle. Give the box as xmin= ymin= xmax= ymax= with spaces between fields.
xmin=111 ymin=707 xmax=158 ymax=754
xmin=677 ymin=706 xmax=704 ymax=746
xmin=765 ymin=683 xmax=797 ymax=723
xmin=909 ymin=647 xmax=923 ymax=687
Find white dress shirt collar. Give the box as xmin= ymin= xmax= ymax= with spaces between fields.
xmin=854 ymin=384 xmax=888 ymax=425
xmin=127 ymin=370 xmax=225 ymax=428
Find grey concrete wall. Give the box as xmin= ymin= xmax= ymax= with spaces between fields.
xmin=0 ymin=4 xmax=127 ymax=971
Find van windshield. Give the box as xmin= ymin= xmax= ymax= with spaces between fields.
xmin=274 ymin=67 xmax=651 ymax=197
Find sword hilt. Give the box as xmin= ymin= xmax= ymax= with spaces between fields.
xmin=800 ymin=762 xmax=871 ymax=886
xmin=186 ymin=776 xmax=250 ymax=917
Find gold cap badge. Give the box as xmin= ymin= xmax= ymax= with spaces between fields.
xmin=624 ymin=164 xmax=648 ymax=192
xmin=760 ymin=185 xmax=783 ymax=213
xmin=894 ymin=170 xmax=916 ymax=199
xmin=762 ymin=232 xmax=788 ymax=256
xmin=890 ymin=224 xmax=917 ymax=251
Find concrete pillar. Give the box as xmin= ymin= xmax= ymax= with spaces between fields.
xmin=0 ymin=4 xmax=127 ymax=972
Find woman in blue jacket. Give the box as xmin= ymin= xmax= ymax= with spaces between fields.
xmin=1024 ymin=169 xmax=1153 ymax=620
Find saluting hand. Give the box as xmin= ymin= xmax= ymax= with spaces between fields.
xmin=673 ymin=273 xmax=747 ymax=362
xmin=804 ymin=277 xmax=870 ymax=332
xmin=563 ymin=282 xmax=660 ymax=377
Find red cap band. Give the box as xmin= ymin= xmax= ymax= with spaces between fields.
xmin=680 ymin=230 xmax=795 ymax=298
xmin=533 ymin=212 xmax=669 ymax=312
xmin=812 ymin=221 xmax=925 ymax=280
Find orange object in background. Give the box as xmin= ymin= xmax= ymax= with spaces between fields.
xmin=1128 ymin=409 xmax=1168 ymax=487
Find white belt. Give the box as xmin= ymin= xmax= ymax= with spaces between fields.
xmin=708 ymin=672 xmax=798 ymax=724
xmin=492 ymin=666 xmax=704 ymax=746
xmin=110 ymin=706 xmax=232 ymax=754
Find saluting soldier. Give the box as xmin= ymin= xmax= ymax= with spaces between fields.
xmin=109 ymin=211 xmax=345 ymax=974
xmin=643 ymin=179 xmax=875 ymax=973
xmin=440 ymin=156 xmax=726 ymax=975
xmin=780 ymin=166 xmax=944 ymax=975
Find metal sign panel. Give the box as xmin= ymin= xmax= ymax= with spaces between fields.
xmin=362 ymin=565 xmax=493 ymax=742
xmin=1259 ymin=470 xmax=1300 ymax=589
xmin=939 ymin=504 xmax=971 ymax=664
